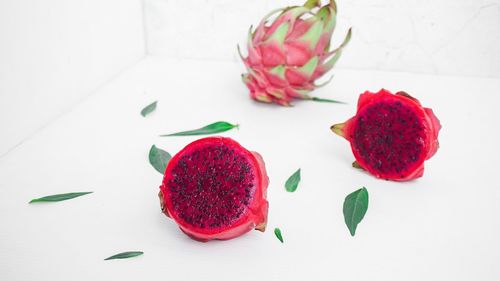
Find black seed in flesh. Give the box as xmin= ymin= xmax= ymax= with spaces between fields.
xmin=352 ymin=101 xmax=426 ymax=177
xmin=168 ymin=143 xmax=256 ymax=230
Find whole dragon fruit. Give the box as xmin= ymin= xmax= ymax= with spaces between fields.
xmin=239 ymin=0 xmax=351 ymax=106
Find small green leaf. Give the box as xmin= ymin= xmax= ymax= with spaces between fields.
xmin=149 ymin=145 xmax=171 ymax=174
xmin=343 ymin=187 xmax=369 ymax=236
xmin=310 ymin=97 xmax=346 ymax=104
xmin=285 ymin=168 xmax=301 ymax=192
xmin=29 ymin=192 xmax=93 ymax=203
xmin=274 ymin=228 xmax=284 ymax=243
xmin=104 ymin=251 xmax=143 ymax=260
xmin=160 ymin=121 xmax=238 ymax=137
xmin=140 ymin=101 xmax=157 ymax=117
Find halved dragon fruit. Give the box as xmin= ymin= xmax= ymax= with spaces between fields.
xmin=331 ymin=89 xmax=441 ymax=181
xmin=159 ymin=137 xmax=269 ymax=242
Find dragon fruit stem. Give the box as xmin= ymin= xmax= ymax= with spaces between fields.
xmin=255 ymin=221 xmax=267 ymax=232
xmin=330 ymin=122 xmax=345 ymax=137
xmin=303 ymin=0 xmax=321 ymax=9
xmin=352 ymin=161 xmax=364 ymax=170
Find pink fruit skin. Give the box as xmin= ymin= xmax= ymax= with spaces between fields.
xmin=159 ymin=137 xmax=269 ymax=242
xmin=332 ymin=89 xmax=441 ymax=181
xmin=240 ymin=0 xmax=351 ymax=106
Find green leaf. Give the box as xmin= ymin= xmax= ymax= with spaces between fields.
xmin=343 ymin=187 xmax=369 ymax=236
xmin=160 ymin=121 xmax=238 ymax=137
xmin=149 ymin=145 xmax=171 ymax=174
xmin=104 ymin=251 xmax=143 ymax=260
xmin=140 ymin=101 xmax=157 ymax=117
xmin=285 ymin=168 xmax=301 ymax=192
xmin=29 ymin=192 xmax=93 ymax=203
xmin=274 ymin=228 xmax=284 ymax=243
xmin=310 ymin=97 xmax=346 ymax=104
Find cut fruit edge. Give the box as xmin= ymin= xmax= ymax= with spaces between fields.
xmin=158 ymin=137 xmax=269 ymax=241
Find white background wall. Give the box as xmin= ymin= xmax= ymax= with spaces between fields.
xmin=144 ymin=0 xmax=500 ymax=77
xmin=0 ymin=0 xmax=145 ymax=156
xmin=1 ymin=0 xmax=499 ymax=155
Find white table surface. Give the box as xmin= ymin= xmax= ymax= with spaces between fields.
xmin=1 ymin=57 xmax=499 ymax=281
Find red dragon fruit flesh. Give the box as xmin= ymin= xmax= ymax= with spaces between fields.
xmin=331 ymin=89 xmax=441 ymax=181
xmin=159 ymin=137 xmax=269 ymax=242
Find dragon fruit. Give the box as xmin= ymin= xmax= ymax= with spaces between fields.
xmin=239 ymin=0 xmax=351 ymax=106
xmin=159 ymin=137 xmax=269 ymax=242
xmin=331 ymin=89 xmax=441 ymax=181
